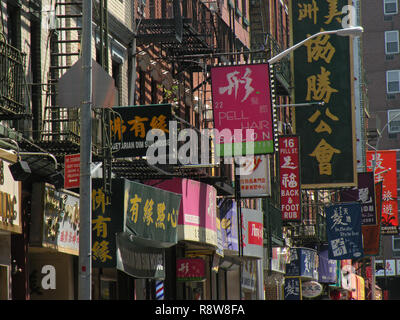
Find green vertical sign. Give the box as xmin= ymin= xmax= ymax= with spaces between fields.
xmin=291 ymin=0 xmax=357 ymax=188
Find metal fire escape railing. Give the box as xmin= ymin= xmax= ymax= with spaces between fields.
xmin=0 ymin=33 xmax=31 ymax=120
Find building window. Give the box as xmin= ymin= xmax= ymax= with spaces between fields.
xmin=387 ymin=70 xmax=400 ymax=93
xmin=388 ymin=109 xmax=400 ymax=133
xmin=393 ymin=236 xmax=400 ymax=251
xmin=384 ymin=0 xmax=398 ymax=15
xmin=385 ymin=31 xmax=399 ymax=54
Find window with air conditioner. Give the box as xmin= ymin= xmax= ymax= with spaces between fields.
xmin=388 ymin=109 xmax=400 ymax=133
xmin=384 ymin=0 xmax=398 ymax=15
xmin=387 ymin=70 xmax=400 ymax=93
xmin=385 ymin=31 xmax=400 ymax=54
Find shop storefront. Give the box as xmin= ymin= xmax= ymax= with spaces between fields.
xmin=29 ymin=183 xmax=80 ymax=299
xmin=0 ymin=151 xmax=22 ymax=300
xmin=92 ymin=178 xmax=181 ymax=300
xmin=149 ymin=178 xmax=218 ymax=300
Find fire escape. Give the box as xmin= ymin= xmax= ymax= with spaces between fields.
xmin=24 ymin=1 xmax=113 ymax=194
xmin=111 ymin=0 xmax=234 ymax=195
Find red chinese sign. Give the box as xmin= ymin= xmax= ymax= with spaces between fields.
xmin=176 ymin=258 xmax=205 ymax=282
xmin=279 ymin=136 xmax=301 ymax=221
xmin=64 ymin=154 xmax=80 ymax=189
xmin=367 ymin=150 xmax=398 ymax=233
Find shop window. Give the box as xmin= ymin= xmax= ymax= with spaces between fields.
xmin=385 ymin=31 xmax=399 ymax=54
xmin=386 ymin=70 xmax=400 ymax=93
xmin=384 ymin=0 xmax=398 ymax=15
xmin=393 ymin=236 xmax=400 ymax=251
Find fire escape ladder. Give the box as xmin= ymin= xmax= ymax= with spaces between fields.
xmin=42 ymin=1 xmax=83 ymax=156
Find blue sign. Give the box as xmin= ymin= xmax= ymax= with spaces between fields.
xmin=318 ymin=246 xmax=337 ymax=283
xmin=286 ymin=247 xmax=318 ymax=279
xmin=284 ymin=277 xmax=301 ymax=300
xmin=326 ymin=202 xmax=364 ymax=260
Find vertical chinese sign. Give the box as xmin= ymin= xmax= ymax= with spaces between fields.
xmin=326 ymin=202 xmax=364 ymax=260
xmin=366 ymin=150 xmax=398 ymax=234
xmin=211 ymin=63 xmax=274 ymax=156
xmin=279 ymin=136 xmax=301 ymax=221
xmin=290 ymin=0 xmax=357 ymax=188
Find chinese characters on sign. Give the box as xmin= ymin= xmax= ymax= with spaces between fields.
xmin=239 ymin=155 xmax=271 ymax=197
xmin=111 ymin=104 xmax=172 ymax=157
xmin=64 ymin=154 xmax=80 ymax=189
xmin=292 ymin=0 xmax=356 ymax=187
xmin=340 ymin=172 xmax=377 ymax=225
xmin=125 ymin=180 xmax=181 ymax=246
xmin=211 ymin=64 xmax=274 ymax=156
xmin=284 ymin=277 xmax=301 ymax=300
xmin=326 ymin=202 xmax=364 ymax=260
xmin=176 ymin=258 xmax=205 ymax=282
xmin=279 ymin=136 xmax=301 ymax=221
xmin=366 ymin=150 xmax=398 ymax=234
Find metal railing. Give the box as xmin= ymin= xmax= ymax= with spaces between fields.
xmin=0 ymin=34 xmax=27 ymax=115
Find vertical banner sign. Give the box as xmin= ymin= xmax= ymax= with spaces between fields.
xmin=279 ymin=136 xmax=301 ymax=221
xmin=211 ymin=63 xmax=274 ymax=156
xmin=326 ymin=202 xmax=364 ymax=260
xmin=290 ymin=0 xmax=357 ymax=188
xmin=361 ymin=182 xmax=382 ymax=256
xmin=366 ymin=150 xmax=398 ymax=234
xmin=64 ymin=154 xmax=80 ymax=189
xmin=284 ymin=277 xmax=302 ymax=300
xmin=340 ymin=172 xmax=377 ymax=225
xmin=239 ymin=155 xmax=272 ymax=198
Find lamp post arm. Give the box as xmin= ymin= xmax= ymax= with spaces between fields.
xmin=268 ymin=30 xmax=337 ymax=64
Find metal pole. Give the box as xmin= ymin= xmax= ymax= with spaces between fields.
xmin=79 ymin=0 xmax=93 ymax=300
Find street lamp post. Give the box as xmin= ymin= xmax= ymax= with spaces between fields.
xmin=79 ymin=0 xmax=93 ymax=300
xmin=268 ymin=26 xmax=364 ymax=64
xmin=368 ymin=111 xmax=400 ymax=300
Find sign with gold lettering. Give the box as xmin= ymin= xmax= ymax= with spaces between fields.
xmin=290 ymin=0 xmax=357 ymax=188
xmin=0 ymin=157 xmax=21 ymax=233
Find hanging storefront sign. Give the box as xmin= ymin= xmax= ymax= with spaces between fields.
xmin=362 ymin=182 xmax=383 ymax=256
xmin=340 ymin=172 xmax=377 ymax=225
xmin=279 ymin=135 xmax=301 ymax=221
xmin=116 ymin=232 xmax=165 ymax=280
xmin=176 ymin=258 xmax=206 ymax=282
xmin=91 ymin=178 xmax=179 ymax=275
xmin=124 ymin=179 xmax=181 ymax=246
xmin=218 ymin=199 xmax=239 ymax=254
xmin=318 ymin=246 xmax=337 ymax=283
xmin=239 ymin=155 xmax=271 ymax=198
xmin=291 ymin=0 xmax=357 ymax=188
xmin=285 ymin=247 xmax=318 ymax=280
xmin=92 ymin=179 xmax=124 ymax=268
xmin=366 ymin=150 xmax=398 ymax=234
xmin=241 ymin=208 xmax=263 ymax=259
xmin=0 ymin=157 xmax=21 ymax=234
xmin=302 ymin=281 xmax=323 ymax=299
xmin=326 ymin=202 xmax=364 ymax=260
xmin=211 ymin=63 xmax=274 ymax=156
xmin=147 ymin=178 xmax=218 ymax=247
xmin=284 ymin=277 xmax=301 ymax=300
xmin=241 ymin=260 xmax=257 ymax=292
xmin=30 ymin=183 xmax=79 ymax=255
xmin=110 ymin=104 xmax=172 ymax=158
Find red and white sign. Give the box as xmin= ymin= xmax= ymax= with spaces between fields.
xmin=279 ymin=136 xmax=301 ymax=221
xmin=366 ymin=150 xmax=398 ymax=231
xmin=64 ymin=154 xmax=80 ymax=189
xmin=248 ymin=221 xmax=263 ymax=246
xmin=239 ymin=155 xmax=271 ymax=198
xmin=176 ymin=258 xmax=205 ymax=281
